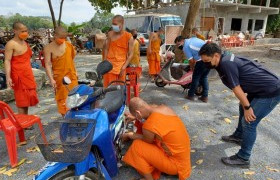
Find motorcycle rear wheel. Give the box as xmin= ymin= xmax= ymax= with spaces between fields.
xmin=50 ymin=169 xmax=100 ymax=180
xmin=155 ymin=76 xmax=167 ymax=87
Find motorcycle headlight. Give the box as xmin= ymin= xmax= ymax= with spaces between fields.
xmin=66 ymin=94 xmax=88 ymax=109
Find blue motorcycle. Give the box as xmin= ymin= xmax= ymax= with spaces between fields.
xmin=34 ymin=60 xmax=127 ymax=180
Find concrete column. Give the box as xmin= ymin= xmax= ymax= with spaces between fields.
xmin=263 ymin=15 xmax=268 ymax=34
xmin=266 ymin=0 xmax=270 ymax=7
xmin=242 ymin=16 xmax=249 ymax=33
xmin=247 ymin=0 xmax=251 ymax=5
xmin=251 ymin=19 xmax=256 ymax=34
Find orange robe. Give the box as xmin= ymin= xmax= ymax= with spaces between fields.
xmin=104 ymin=31 xmax=132 ymax=88
xmin=196 ymin=33 xmax=206 ymax=41
xmin=147 ymin=38 xmax=161 ymax=75
xmin=130 ymin=40 xmax=140 ymax=67
xmin=51 ymin=41 xmax=78 ymax=115
xmin=11 ymin=43 xmax=39 ymax=108
xmin=123 ymin=112 xmax=191 ymax=180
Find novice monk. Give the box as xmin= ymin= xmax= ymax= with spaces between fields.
xmin=123 ymin=97 xmax=191 ymax=180
xmin=147 ymin=29 xmax=164 ymax=82
xmin=130 ymin=29 xmax=141 ymax=67
xmin=44 ymin=26 xmax=78 ymax=116
xmin=103 ymin=15 xmax=134 ymax=87
xmin=4 ymin=22 xmax=39 ymax=114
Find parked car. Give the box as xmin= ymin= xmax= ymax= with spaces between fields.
xmin=124 ymin=14 xmax=182 ymax=53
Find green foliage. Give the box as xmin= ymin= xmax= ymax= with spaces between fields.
xmin=267 ymin=14 xmax=280 ymax=33
xmin=68 ymin=23 xmax=86 ymax=36
xmin=0 ymin=60 xmax=3 ymax=70
xmin=88 ymin=0 xmax=131 ymax=12
xmin=101 ymin=26 xmax=111 ymax=33
xmin=83 ymin=12 xmax=114 ymax=33
xmin=0 ymin=13 xmax=54 ymax=30
xmin=266 ymin=0 xmax=280 ymax=33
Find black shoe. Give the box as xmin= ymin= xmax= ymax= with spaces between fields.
xmin=221 ymin=154 xmax=250 ymax=168
xmin=221 ymin=135 xmax=242 ymax=146
xmin=185 ymin=95 xmax=195 ymax=101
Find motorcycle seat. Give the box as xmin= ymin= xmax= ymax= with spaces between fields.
xmin=96 ymin=85 xmax=126 ymax=113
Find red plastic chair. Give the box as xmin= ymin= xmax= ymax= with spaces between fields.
xmin=0 ymin=101 xmax=44 ymax=167
xmin=126 ymin=67 xmax=142 ymax=105
xmin=34 ymin=51 xmax=45 ymax=68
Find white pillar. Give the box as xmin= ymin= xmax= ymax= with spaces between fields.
xmin=263 ymin=15 xmax=268 ymax=34
xmin=266 ymin=0 xmax=270 ymax=7
xmin=247 ymin=0 xmax=251 ymax=5
xmin=252 ymin=19 xmax=256 ymax=34
xmin=242 ymin=16 xmax=249 ymax=33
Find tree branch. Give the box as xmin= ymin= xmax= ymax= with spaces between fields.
xmin=58 ymin=0 xmax=65 ymax=26
xmin=47 ymin=0 xmax=57 ymax=29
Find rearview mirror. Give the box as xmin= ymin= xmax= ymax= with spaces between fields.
xmin=96 ymin=60 xmax=113 ymax=79
xmin=63 ymin=76 xmax=72 ymax=85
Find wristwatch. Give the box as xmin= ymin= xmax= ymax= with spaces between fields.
xmin=244 ymin=105 xmax=251 ymax=110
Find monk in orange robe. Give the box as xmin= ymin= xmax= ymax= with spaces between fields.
xmin=147 ymin=29 xmax=164 ymax=82
xmin=4 ymin=22 xmax=39 ymax=114
xmin=130 ymin=29 xmax=141 ymax=67
xmin=122 ymin=97 xmax=191 ymax=180
xmin=103 ymin=15 xmax=134 ymax=88
xmin=192 ymin=27 xmax=206 ymax=41
xmin=44 ymin=26 xmax=78 ymax=116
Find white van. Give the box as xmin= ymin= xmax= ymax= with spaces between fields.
xmin=124 ymin=14 xmax=182 ymax=53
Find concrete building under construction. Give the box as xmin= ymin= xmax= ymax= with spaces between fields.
xmin=136 ymin=0 xmax=279 ymax=35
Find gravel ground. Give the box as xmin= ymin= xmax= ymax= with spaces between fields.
xmin=0 ymin=44 xmax=279 ymax=180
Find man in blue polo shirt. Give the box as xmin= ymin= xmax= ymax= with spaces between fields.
xmin=199 ymin=43 xmax=280 ymax=168
xmin=175 ymin=35 xmax=210 ymax=102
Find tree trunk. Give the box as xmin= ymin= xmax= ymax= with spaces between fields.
xmin=58 ymin=0 xmax=65 ymax=26
xmin=182 ymin=0 xmax=201 ymax=38
xmin=146 ymin=0 xmax=151 ymax=7
xmin=139 ymin=0 xmax=143 ymax=8
xmin=155 ymin=0 xmax=161 ymax=4
xmin=47 ymin=0 xmax=57 ymax=29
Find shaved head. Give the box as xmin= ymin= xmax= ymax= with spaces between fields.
xmin=13 ymin=22 xmax=25 ymax=30
xmin=192 ymin=28 xmax=199 ymax=34
xmin=113 ymin=15 xmax=124 ymax=23
xmin=55 ymin=26 xmax=67 ymax=35
xmin=129 ymin=97 xmax=149 ymax=115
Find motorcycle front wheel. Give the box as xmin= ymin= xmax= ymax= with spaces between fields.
xmin=155 ymin=76 xmax=167 ymax=87
xmin=50 ymin=169 xmax=100 ymax=180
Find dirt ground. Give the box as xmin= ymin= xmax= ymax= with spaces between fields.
xmin=0 ymin=44 xmax=279 ymax=180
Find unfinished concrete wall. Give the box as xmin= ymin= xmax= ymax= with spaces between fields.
xmin=137 ymin=3 xmax=269 ymax=35
xmin=215 ymin=9 xmax=268 ymax=34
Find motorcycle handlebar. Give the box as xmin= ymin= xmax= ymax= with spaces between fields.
xmin=92 ymin=85 xmax=121 ymax=97
xmin=104 ymin=85 xmax=121 ymax=93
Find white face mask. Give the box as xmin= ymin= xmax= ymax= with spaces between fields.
xmin=112 ymin=25 xmax=120 ymax=32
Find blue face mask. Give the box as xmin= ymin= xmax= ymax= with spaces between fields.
xmin=112 ymin=25 xmax=120 ymax=32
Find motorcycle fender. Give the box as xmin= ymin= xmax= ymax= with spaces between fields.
xmin=33 ymin=162 xmax=70 ymax=180
xmin=74 ymin=153 xmax=96 ymax=175
xmin=33 ymin=153 xmax=96 ymax=180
